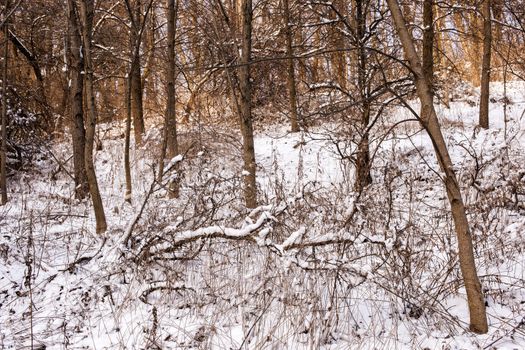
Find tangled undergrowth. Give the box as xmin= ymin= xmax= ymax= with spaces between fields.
xmin=1 ymin=110 xmax=525 ymax=349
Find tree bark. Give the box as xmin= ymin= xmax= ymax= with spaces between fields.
xmin=294 ymin=8 xmax=307 ymax=97
xmin=479 ymin=0 xmax=492 ymax=129
xmin=125 ymin=72 xmax=132 ymax=203
xmin=0 ymin=0 xmax=9 ymax=205
xmin=165 ymin=0 xmax=179 ymax=198
xmin=354 ymin=0 xmax=372 ymax=191
xmin=434 ymin=4 xmax=451 ymax=107
xmin=141 ymin=7 xmax=157 ymax=105
xmin=490 ymin=0 xmax=503 ymax=81
xmin=331 ymin=0 xmax=347 ymax=90
xmin=283 ymin=0 xmax=300 ymax=132
xmin=386 ymin=0 xmax=488 ymax=334
xmin=130 ymin=56 xmax=145 ymax=144
xmin=239 ymin=0 xmax=257 ymax=208
xmin=127 ymin=0 xmax=146 ymax=145
xmin=79 ymin=0 xmax=107 ymax=234
xmin=66 ymin=0 xmax=89 ymax=200
xmin=422 ymin=0 xmax=434 ymax=93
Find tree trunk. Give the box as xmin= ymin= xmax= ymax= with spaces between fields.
xmin=0 ymin=0 xmax=9 ymax=205
xmin=479 ymin=0 xmax=492 ymax=129
xmin=129 ymin=0 xmax=146 ymax=145
xmin=79 ymin=0 xmax=107 ymax=234
xmin=125 ymin=73 xmax=132 ymax=203
xmin=386 ymin=0 xmax=488 ymax=334
xmin=354 ymin=0 xmax=372 ymax=191
xmin=422 ymin=0 xmax=434 ymax=93
xmin=283 ymin=0 xmax=300 ymax=132
xmin=66 ymin=0 xmax=89 ymax=200
xmin=123 ymin=0 xmax=153 ymax=202
xmin=331 ymin=0 xmax=347 ymax=90
xmin=130 ymin=54 xmax=145 ymax=144
xmin=239 ymin=0 xmax=257 ymax=208
xmin=490 ymin=0 xmax=503 ymax=81
xmin=295 ymin=8 xmax=307 ymax=96
xmin=165 ymin=0 xmax=179 ymax=198
xmin=141 ymin=7 xmax=157 ymax=107
xmin=434 ymin=4 xmax=451 ymax=107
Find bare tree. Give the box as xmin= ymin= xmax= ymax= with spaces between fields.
xmin=124 ymin=0 xmax=150 ymax=145
xmin=79 ymin=0 xmax=107 ymax=234
xmin=354 ymin=0 xmax=372 ymax=191
xmin=125 ymin=73 xmax=132 ymax=203
xmin=0 ymin=0 xmax=9 ymax=205
xmin=422 ymin=0 xmax=434 ymax=92
xmin=239 ymin=0 xmax=257 ymax=208
xmin=386 ymin=0 xmax=488 ymax=334
xmin=66 ymin=0 xmax=89 ymax=200
xmin=158 ymin=0 xmax=180 ymax=198
xmin=283 ymin=0 xmax=300 ymax=132
xmin=123 ymin=0 xmax=154 ymax=202
xmin=479 ymin=0 xmax=492 ymax=129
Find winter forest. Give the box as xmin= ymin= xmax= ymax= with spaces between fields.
xmin=1 ymin=0 xmax=525 ymax=348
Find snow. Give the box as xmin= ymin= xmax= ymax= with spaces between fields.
xmin=280 ymin=226 xmax=305 ymax=250
xmin=1 ymin=82 xmax=525 ymax=349
xmin=163 ymin=154 xmax=183 ymax=173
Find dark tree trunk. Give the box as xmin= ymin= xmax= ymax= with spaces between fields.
xmin=422 ymin=0 xmax=434 ymax=93
xmin=127 ymin=0 xmax=146 ymax=145
xmin=123 ymin=0 xmax=154 ymax=202
xmin=354 ymin=0 xmax=372 ymax=191
xmin=283 ymin=0 xmax=300 ymax=132
xmin=66 ymin=0 xmax=89 ymax=200
xmin=239 ymin=0 xmax=257 ymax=208
xmin=166 ymin=0 xmax=179 ymax=160
xmin=130 ymin=55 xmax=145 ymax=144
xmin=125 ymin=73 xmax=132 ymax=203
xmin=79 ymin=0 xmax=107 ymax=234
xmin=0 ymin=0 xmax=9 ymax=205
xmin=330 ymin=0 xmax=347 ymax=90
xmin=479 ymin=0 xmax=492 ymax=129
xmin=164 ymin=0 xmax=180 ymax=198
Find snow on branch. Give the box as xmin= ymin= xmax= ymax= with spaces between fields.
xmin=147 ymin=206 xmax=280 ymax=257
xmin=163 ymin=154 xmax=184 ymax=174
xmin=141 ymin=201 xmax=393 ymax=266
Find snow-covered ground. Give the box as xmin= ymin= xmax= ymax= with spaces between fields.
xmin=1 ymin=82 xmax=525 ymax=349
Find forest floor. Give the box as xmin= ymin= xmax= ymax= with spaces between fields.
xmin=1 ymin=82 xmax=525 ymax=349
